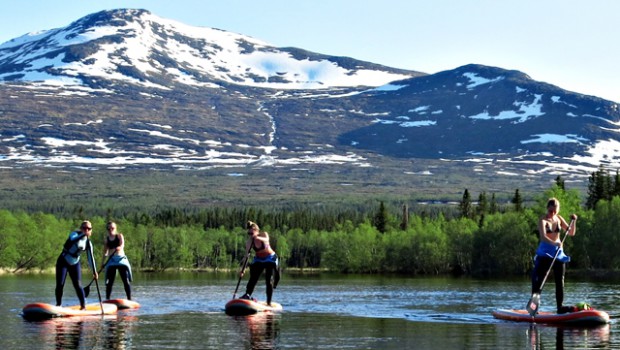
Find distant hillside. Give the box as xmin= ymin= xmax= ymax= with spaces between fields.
xmin=1 ymin=9 xmax=619 ymax=212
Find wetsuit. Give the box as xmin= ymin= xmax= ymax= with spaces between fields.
xmin=55 ymin=231 xmax=96 ymax=308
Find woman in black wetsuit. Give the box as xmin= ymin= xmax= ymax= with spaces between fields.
xmin=55 ymin=220 xmax=97 ymax=309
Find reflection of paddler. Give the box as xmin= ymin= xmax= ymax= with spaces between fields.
xmin=245 ymin=312 xmax=279 ymax=349
xmin=529 ymin=323 xmax=611 ymax=350
xmin=54 ymin=320 xmax=84 ymax=349
xmin=103 ymin=315 xmax=137 ymax=350
xmin=103 ymin=221 xmax=133 ymax=300
xmin=559 ymin=323 xmax=611 ymax=348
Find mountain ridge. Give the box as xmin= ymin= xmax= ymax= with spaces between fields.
xmin=1 ymin=8 xmax=619 ymax=207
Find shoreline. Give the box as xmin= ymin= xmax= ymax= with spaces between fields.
xmin=2 ymin=267 xmax=618 ymax=279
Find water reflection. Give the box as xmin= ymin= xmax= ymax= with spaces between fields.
xmin=22 ymin=314 xmax=138 ymax=350
xmin=102 ymin=315 xmax=138 ymax=350
xmin=53 ymin=319 xmax=83 ymax=349
xmin=527 ymin=323 xmax=611 ymax=349
xmin=229 ymin=313 xmax=280 ymax=349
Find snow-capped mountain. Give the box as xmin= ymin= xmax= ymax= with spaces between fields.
xmin=1 ymin=8 xmax=619 ymax=198
xmin=0 ymin=8 xmax=419 ymax=91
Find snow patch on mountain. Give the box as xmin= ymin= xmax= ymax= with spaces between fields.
xmin=468 ymin=94 xmax=544 ymax=123
xmin=462 ymin=72 xmax=504 ymax=89
xmin=521 ymin=134 xmax=589 ymax=144
xmin=0 ymin=10 xmax=414 ymax=90
xmin=569 ymin=139 xmax=620 ymax=166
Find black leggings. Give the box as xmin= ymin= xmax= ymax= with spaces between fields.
xmin=531 ymin=256 xmax=566 ymax=309
xmin=245 ymin=261 xmax=276 ymax=304
xmin=105 ymin=265 xmax=132 ymax=300
xmin=55 ymin=255 xmax=85 ymax=307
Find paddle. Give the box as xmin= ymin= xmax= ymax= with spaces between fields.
xmin=526 ymin=218 xmax=575 ymax=316
xmin=233 ymin=243 xmax=253 ymax=299
xmin=84 ymin=254 xmax=113 ymax=298
xmin=94 ymin=275 xmax=104 ymax=314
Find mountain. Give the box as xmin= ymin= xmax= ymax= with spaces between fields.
xmin=0 ymin=8 xmax=419 ymax=90
xmin=1 ymin=8 xmax=619 ymax=208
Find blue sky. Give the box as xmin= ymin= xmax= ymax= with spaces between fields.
xmin=1 ymin=0 xmax=618 ymax=102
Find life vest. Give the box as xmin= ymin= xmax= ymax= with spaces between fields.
xmin=62 ymin=231 xmax=87 ymax=258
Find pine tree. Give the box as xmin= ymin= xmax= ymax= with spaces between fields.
xmin=586 ymin=166 xmax=611 ymax=209
xmin=400 ymin=203 xmax=409 ymax=230
xmin=613 ymin=171 xmax=620 ymax=197
xmin=511 ymin=189 xmax=523 ymax=212
xmin=373 ymin=201 xmax=388 ymax=233
xmin=555 ymin=175 xmax=565 ymax=191
xmin=459 ymin=189 xmax=472 ymax=219
xmin=477 ymin=191 xmax=488 ymax=216
xmin=489 ymin=193 xmax=499 ymax=214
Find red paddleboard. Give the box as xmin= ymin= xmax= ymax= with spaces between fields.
xmin=22 ymin=302 xmax=117 ymax=320
xmin=492 ymin=308 xmax=610 ymax=326
xmin=225 ymin=298 xmax=283 ymax=316
xmin=103 ymin=299 xmax=140 ymax=310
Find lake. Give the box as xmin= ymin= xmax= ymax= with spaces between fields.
xmin=0 ymin=272 xmax=617 ymax=349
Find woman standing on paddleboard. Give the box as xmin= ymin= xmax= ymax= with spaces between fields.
xmin=55 ymin=220 xmax=98 ymax=309
xmin=240 ymin=221 xmax=280 ymax=306
xmin=531 ymin=198 xmax=577 ymax=314
xmin=102 ymin=221 xmax=133 ymax=300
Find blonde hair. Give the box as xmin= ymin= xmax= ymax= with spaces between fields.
xmin=547 ymin=197 xmax=560 ymax=209
xmin=246 ymin=221 xmax=259 ymax=231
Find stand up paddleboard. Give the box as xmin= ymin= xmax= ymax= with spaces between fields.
xmin=103 ymin=299 xmax=140 ymax=310
xmin=492 ymin=309 xmax=610 ymax=326
xmin=225 ymin=298 xmax=283 ymax=316
xmin=22 ymin=302 xmax=117 ymax=321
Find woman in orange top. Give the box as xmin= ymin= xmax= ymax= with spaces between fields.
xmin=240 ymin=221 xmax=280 ymax=305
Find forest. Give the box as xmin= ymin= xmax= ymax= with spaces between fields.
xmin=1 ymin=167 xmax=619 ymax=276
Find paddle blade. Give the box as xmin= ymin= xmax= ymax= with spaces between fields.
xmin=526 ymin=293 xmax=540 ymax=316
xmin=83 ymin=285 xmax=91 ymax=298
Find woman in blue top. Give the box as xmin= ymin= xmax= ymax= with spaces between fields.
xmin=55 ymin=220 xmax=98 ymax=309
xmin=531 ymin=198 xmax=577 ymax=314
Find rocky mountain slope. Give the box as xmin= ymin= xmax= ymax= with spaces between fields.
xmin=1 ymin=9 xmax=619 ymax=206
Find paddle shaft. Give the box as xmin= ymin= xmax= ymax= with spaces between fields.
xmin=94 ymin=276 xmax=104 ymax=314
xmin=233 ymin=243 xmax=253 ymax=299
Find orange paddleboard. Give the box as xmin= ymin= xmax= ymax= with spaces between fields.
xmin=225 ymin=298 xmax=282 ymax=316
xmin=22 ymin=302 xmax=117 ymax=320
xmin=103 ymin=299 xmax=140 ymax=310
xmin=493 ymin=308 xmax=610 ymax=326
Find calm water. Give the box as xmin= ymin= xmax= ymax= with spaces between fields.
xmin=1 ymin=272 xmax=618 ymax=349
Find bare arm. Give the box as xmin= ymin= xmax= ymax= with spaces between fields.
xmin=116 ymin=233 xmax=125 ymax=252
xmin=560 ymin=214 xmax=578 ymax=236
